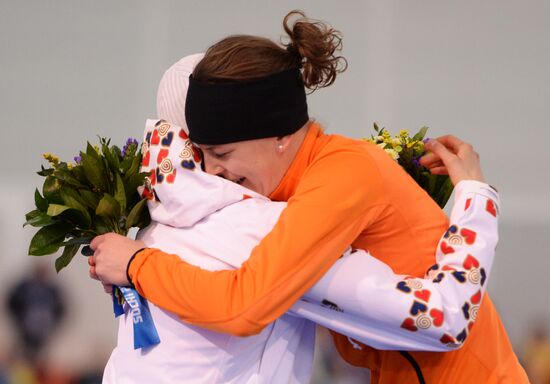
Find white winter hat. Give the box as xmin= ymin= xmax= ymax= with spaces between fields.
xmin=156 ymin=53 xmax=205 ymax=129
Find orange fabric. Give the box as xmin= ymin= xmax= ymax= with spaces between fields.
xmin=129 ymin=123 xmax=527 ymax=382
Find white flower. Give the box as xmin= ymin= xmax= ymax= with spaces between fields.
xmin=384 ymin=148 xmax=400 ymax=161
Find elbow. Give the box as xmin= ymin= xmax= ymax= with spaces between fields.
xmin=233 ymin=318 xmax=269 ymax=337
xmin=438 ymin=324 xmax=470 ymax=351
xmin=441 ymin=338 xmax=465 ymax=351
xmin=207 ymin=318 xmax=268 ymax=337
xmin=232 ymin=326 xmax=264 ymax=337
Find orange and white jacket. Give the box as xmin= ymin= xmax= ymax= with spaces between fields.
xmin=115 ymin=120 xmax=526 ymax=383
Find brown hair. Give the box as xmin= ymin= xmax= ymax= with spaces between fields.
xmin=193 ymin=10 xmax=348 ymax=92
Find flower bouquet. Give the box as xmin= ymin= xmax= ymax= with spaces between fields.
xmin=24 ymin=138 xmax=151 ymax=272
xmin=364 ymin=123 xmax=454 ymax=208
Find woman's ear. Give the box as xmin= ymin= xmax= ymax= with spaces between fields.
xmin=276 ymin=134 xmax=293 ymax=154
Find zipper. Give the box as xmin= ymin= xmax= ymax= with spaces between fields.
xmin=399 ymin=351 xmax=426 ymax=384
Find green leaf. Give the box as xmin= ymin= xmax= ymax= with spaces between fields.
xmin=80 ymin=153 xmax=107 ymax=190
xmin=37 ymin=165 xmax=54 ymax=177
xmin=71 ymin=164 xmax=89 ymax=185
xmin=123 ymin=171 xmax=148 ymax=204
xmin=24 ymin=210 xmax=54 ymax=227
xmin=78 ymin=189 xmax=100 ymax=210
xmin=103 ymin=143 xmax=121 ymax=174
xmin=94 ymin=216 xmax=114 ymax=235
xmin=96 ymin=193 xmax=121 ymax=218
xmin=59 ymin=188 xmax=92 ymax=228
xmin=86 ymin=142 xmax=101 ymax=160
xmin=126 ymin=198 xmax=149 ymax=229
xmin=25 ymin=209 xmax=41 ymax=222
xmin=432 ymin=176 xmax=454 ymax=209
xmin=42 ymin=176 xmax=63 ymax=204
xmin=53 ymin=167 xmax=87 ymax=189
xmin=60 ymin=187 xmax=88 ymax=211
xmin=99 ymin=137 xmax=111 ymax=149
xmin=25 ymin=209 xmax=42 ymax=220
xmin=114 ymin=173 xmax=126 ymax=212
xmin=46 ymin=204 xmax=72 ymax=216
xmin=112 ymin=145 xmax=122 ymax=159
xmin=55 ymin=244 xmax=80 ymax=272
xmin=28 ymin=222 xmax=73 ymax=256
xmin=125 ymin=156 xmax=141 ymax=178
xmin=412 ymin=126 xmax=429 ymax=141
xmin=61 ymin=236 xmax=93 ymax=246
xmin=120 ymin=155 xmax=133 ymax=173
xmin=34 ymin=189 xmax=48 ymax=211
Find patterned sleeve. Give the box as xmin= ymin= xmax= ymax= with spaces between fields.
xmin=290 ymin=180 xmax=499 ymax=351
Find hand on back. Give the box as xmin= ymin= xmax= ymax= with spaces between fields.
xmin=420 ymin=135 xmax=485 ymax=185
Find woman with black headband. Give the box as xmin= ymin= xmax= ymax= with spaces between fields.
xmin=91 ymin=11 xmax=527 ymax=383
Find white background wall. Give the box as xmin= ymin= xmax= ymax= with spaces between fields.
xmin=1 ymin=0 xmax=548 ymax=375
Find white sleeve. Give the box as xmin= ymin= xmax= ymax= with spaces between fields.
xmin=289 ymin=180 xmax=500 ymax=352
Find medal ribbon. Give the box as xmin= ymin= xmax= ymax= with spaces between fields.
xmin=112 ymin=286 xmax=160 ymax=349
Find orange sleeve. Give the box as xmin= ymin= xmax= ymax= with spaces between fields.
xmin=129 ymin=148 xmax=387 ymax=336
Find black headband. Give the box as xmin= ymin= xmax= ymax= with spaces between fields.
xmin=185 ymin=68 xmax=309 ymax=145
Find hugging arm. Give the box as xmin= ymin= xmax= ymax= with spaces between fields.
xmin=127 ymin=151 xmax=379 ymax=335
xmin=292 ymin=180 xmax=499 ymax=351
xmin=95 ymin=134 xmax=492 ymax=343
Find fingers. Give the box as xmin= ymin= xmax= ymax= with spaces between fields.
xmin=429 ymin=166 xmax=449 ymax=175
xmin=422 ymin=159 xmax=444 ymax=170
xmin=89 ymin=265 xmax=100 ymax=281
xmin=90 ymin=233 xmax=107 ymax=251
xmin=421 ymin=135 xmax=461 ymax=168
xmin=88 ymin=257 xmax=100 ymax=281
xmin=419 ymin=151 xmax=439 ymax=162
xmin=432 ymin=135 xmax=465 ymax=153
xmin=103 ymin=283 xmax=113 ymax=294
xmin=89 ymin=256 xmax=112 ymax=293
xmin=419 ymin=152 xmax=441 ymax=168
xmin=428 ymin=135 xmax=485 ymax=183
xmin=426 ymin=135 xmax=479 ymax=161
xmin=424 ymin=139 xmax=456 ymax=165
xmin=90 ymin=235 xmax=103 ymax=251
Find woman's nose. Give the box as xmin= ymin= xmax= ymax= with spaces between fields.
xmin=203 ymin=157 xmax=224 ymax=176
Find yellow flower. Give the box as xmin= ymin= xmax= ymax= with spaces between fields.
xmin=413 ymin=141 xmax=425 ymax=156
xmin=42 ymin=153 xmax=60 ymax=166
xmin=362 ymin=138 xmax=377 ymax=145
xmin=399 ymin=129 xmax=409 ymax=138
xmin=383 ymin=136 xmax=395 ymax=145
xmin=67 ymin=163 xmax=74 ymax=170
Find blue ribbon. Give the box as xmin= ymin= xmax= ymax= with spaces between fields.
xmin=112 ymin=286 xmax=160 ymax=350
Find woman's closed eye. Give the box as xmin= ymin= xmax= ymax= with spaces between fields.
xmin=213 ymin=151 xmax=231 ymax=159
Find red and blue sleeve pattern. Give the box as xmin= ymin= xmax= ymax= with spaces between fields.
xmin=291 ymin=180 xmax=500 ymax=351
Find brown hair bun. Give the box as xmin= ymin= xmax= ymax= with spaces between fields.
xmin=193 ymin=10 xmax=347 ymax=93
xmin=283 ymin=10 xmax=348 ymax=91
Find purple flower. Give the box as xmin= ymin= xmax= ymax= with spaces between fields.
xmin=412 ymin=156 xmax=421 ymax=167
xmin=423 ymin=138 xmax=431 ymax=144
xmin=122 ymin=138 xmax=138 ymax=157
xmin=74 ymin=155 xmax=82 ymax=164
xmin=127 ymin=137 xmax=138 ymax=146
